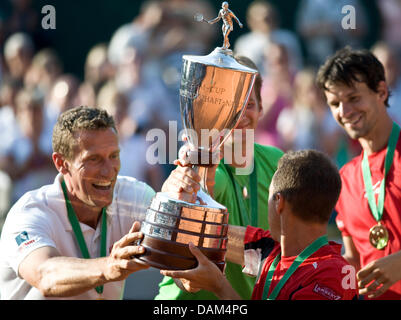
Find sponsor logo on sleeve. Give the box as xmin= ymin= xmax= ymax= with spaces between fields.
xmin=313 ymin=283 xmax=341 ymax=300
xmin=15 ymin=231 xmax=38 ymax=251
xmin=15 ymin=231 xmax=29 ymax=245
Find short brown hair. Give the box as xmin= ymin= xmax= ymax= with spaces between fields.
xmin=272 ymin=150 xmax=341 ymax=224
xmin=52 ymin=106 xmax=116 ymax=160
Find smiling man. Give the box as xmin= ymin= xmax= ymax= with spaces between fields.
xmin=316 ymin=47 xmax=401 ymax=299
xmin=0 ymin=106 xmax=155 ymax=299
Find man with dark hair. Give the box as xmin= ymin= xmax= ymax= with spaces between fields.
xmin=316 ymin=47 xmax=401 ymax=299
xmin=161 ymin=150 xmax=357 ymax=300
xmin=0 ymin=106 xmax=155 ymax=299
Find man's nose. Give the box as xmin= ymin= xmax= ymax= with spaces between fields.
xmin=100 ymin=159 xmax=115 ymax=177
xmin=339 ymin=102 xmax=353 ymax=118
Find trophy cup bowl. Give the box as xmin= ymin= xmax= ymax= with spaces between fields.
xmin=136 ymin=47 xmax=257 ymax=271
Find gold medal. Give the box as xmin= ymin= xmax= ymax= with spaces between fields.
xmin=369 ymin=222 xmax=389 ymax=250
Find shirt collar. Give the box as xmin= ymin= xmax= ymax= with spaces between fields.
xmin=46 ymin=173 xmax=72 ymax=231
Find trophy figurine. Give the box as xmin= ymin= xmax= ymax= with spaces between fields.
xmin=136 ymin=2 xmax=257 ymax=271
xmin=195 ymin=1 xmax=243 ymax=50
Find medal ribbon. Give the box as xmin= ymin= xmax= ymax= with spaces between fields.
xmin=223 ymin=163 xmax=258 ymax=227
xmin=361 ymin=122 xmax=400 ymax=223
xmin=61 ymin=180 xmax=107 ymax=295
xmin=262 ymin=235 xmax=329 ymax=300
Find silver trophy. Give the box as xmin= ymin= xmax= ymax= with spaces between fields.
xmin=136 ymin=3 xmax=257 ymax=271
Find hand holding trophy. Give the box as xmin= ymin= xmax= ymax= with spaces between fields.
xmin=135 ymin=2 xmax=256 ymax=271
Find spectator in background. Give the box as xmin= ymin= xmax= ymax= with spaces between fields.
xmin=6 ymin=0 xmax=38 ymax=40
xmin=76 ymin=81 xmax=97 ymax=108
xmin=0 ymin=77 xmax=21 ymax=156
xmin=3 ymin=32 xmax=34 ymax=84
xmin=84 ymin=43 xmax=115 ymax=94
xmin=107 ymin=0 xmax=163 ymax=68
xmin=24 ymin=48 xmax=63 ymax=94
xmin=45 ymin=74 xmax=80 ymax=123
xmin=115 ymin=45 xmax=168 ymax=134
xmin=0 ymin=169 xmax=11 ymax=231
xmin=0 ymin=87 xmax=56 ymax=203
xmin=234 ymin=0 xmax=303 ymax=76
xmin=255 ymin=42 xmax=294 ymax=148
xmin=76 ymin=42 xmax=115 ymax=109
xmin=296 ymin=0 xmax=367 ymax=67
xmin=43 ymin=74 xmax=81 ymax=154
xmin=275 ymin=67 xmax=359 ymax=167
xmin=141 ymin=0 xmax=216 ymax=130
xmin=277 ymin=68 xmax=331 ymax=151
xmin=0 ymin=78 xmax=21 ymax=231
xmin=5 ymin=0 xmax=51 ymax=50
xmin=376 ymin=0 xmax=401 ymax=60
xmin=0 ymin=17 xmax=6 ymax=83
xmin=372 ymin=42 xmax=401 ymax=125
xmin=97 ymin=80 xmax=163 ymax=192
xmin=109 ymin=0 xmax=214 ymax=128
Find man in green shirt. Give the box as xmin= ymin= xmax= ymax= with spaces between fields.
xmin=156 ymin=56 xmax=283 ymax=300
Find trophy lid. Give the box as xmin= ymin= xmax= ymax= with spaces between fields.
xmin=183 ymin=48 xmax=258 ymax=74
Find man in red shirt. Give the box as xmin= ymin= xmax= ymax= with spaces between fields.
xmin=316 ymin=47 xmax=401 ymax=299
xmin=161 ymin=150 xmax=357 ymax=300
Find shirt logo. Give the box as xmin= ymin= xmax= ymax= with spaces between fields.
xmin=313 ymin=283 xmax=341 ymax=300
xmin=15 ymin=231 xmax=29 ymax=246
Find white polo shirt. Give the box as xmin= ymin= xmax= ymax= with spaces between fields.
xmin=0 ymin=174 xmax=155 ymax=300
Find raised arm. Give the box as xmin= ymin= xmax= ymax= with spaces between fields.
xmin=207 ymin=10 xmax=222 ymax=24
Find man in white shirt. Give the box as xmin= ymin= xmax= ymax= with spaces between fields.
xmin=0 ymin=106 xmax=155 ymax=299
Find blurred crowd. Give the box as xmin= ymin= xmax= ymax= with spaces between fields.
xmin=1 ymin=0 xmax=401 ymax=230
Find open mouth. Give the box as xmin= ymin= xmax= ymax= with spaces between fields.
xmin=92 ymin=181 xmax=112 ymax=191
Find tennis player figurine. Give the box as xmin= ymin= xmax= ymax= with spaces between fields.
xmin=204 ymin=2 xmax=243 ymax=49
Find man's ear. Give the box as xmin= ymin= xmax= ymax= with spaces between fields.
xmin=377 ymin=81 xmax=389 ymax=104
xmin=275 ymin=192 xmax=285 ymax=214
xmin=52 ymin=152 xmax=69 ymax=175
